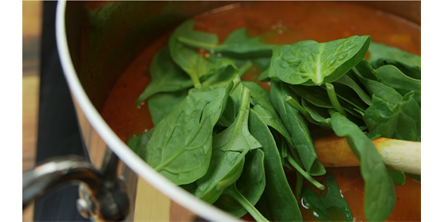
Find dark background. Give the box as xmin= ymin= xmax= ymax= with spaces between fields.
xmin=34 ymin=1 xmax=89 ymax=221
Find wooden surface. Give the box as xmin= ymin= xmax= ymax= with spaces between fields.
xmin=134 ymin=179 xmax=196 ymax=222
xmin=23 ymin=1 xmax=42 ymax=221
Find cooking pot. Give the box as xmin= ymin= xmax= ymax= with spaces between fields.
xmin=24 ymin=1 xmax=420 ymax=221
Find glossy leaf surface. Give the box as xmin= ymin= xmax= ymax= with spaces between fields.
xmin=268 ymin=36 xmax=370 ymax=85
xmin=146 ymin=85 xmax=230 ymax=185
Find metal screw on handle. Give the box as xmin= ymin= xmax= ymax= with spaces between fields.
xmin=22 ymin=148 xmax=130 ymax=222
xmin=76 ymin=148 xmax=130 ymax=221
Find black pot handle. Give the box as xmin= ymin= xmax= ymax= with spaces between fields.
xmin=23 ymin=149 xmax=130 ymax=222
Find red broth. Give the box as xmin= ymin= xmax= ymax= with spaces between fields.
xmin=101 ymin=2 xmax=420 ymax=221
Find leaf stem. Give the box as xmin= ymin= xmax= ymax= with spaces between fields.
xmin=216 ymin=149 xmax=248 ymax=191
xmin=191 ymin=75 xmax=202 ymax=88
xmin=224 ymin=185 xmax=270 ymax=222
xmin=287 ymin=154 xmax=325 ymax=190
xmin=178 ymin=36 xmax=220 ymax=51
xmin=238 ymin=60 xmax=253 ymax=77
xmin=285 ymin=96 xmax=318 ymax=123
xmin=295 ymin=171 xmax=304 ymax=200
xmin=286 ymin=96 xmax=308 ymax=116
xmin=325 ymin=83 xmax=346 ymax=116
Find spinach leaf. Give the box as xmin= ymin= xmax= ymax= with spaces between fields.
xmin=217 ymin=78 xmax=243 ymax=127
xmin=368 ymin=42 xmax=421 ymax=79
xmin=227 ymin=57 xmax=270 ymax=75
xmin=195 ymin=87 xmax=262 ymax=203
xmin=146 ymin=85 xmax=230 ymax=185
xmin=286 ymin=97 xmax=330 ymax=128
xmin=179 ymin=28 xmax=276 ymax=58
xmin=214 ymin=149 xmax=266 ymax=218
xmin=309 ymin=159 xmax=327 ymax=176
xmin=238 ymin=60 xmax=253 ymax=77
xmin=127 ymin=129 xmax=154 ymax=159
xmin=249 ymin=110 xmax=303 ymax=222
xmin=289 ymin=85 xmax=333 ymax=108
xmin=147 ymin=90 xmax=188 ymax=125
xmin=201 ymin=57 xmax=240 ymax=88
xmin=223 ymin=182 xmax=270 ymax=222
xmin=270 ymin=81 xmax=318 ymax=172
xmin=288 ymin=85 xmax=363 ymax=126
xmin=352 ymin=60 xmax=403 ymax=104
xmin=405 ymin=173 xmax=421 ymax=181
xmin=387 ymin=169 xmax=406 ymax=186
xmin=301 ymin=173 xmax=353 ymax=222
xmin=251 ymin=57 xmax=272 ymax=71
xmin=169 ymin=20 xmax=219 ymax=87
xmin=286 ymin=147 xmax=325 ymax=190
xmin=301 ymin=98 xmax=331 ymax=127
xmin=330 ymin=111 xmax=396 ymax=222
xmin=268 ymin=35 xmax=370 ymax=85
xmin=334 ymin=74 xmax=373 ymax=106
xmin=136 ymin=46 xmax=193 ymax=105
xmin=364 ymin=92 xmax=421 ymax=141
xmin=196 ymin=149 xmax=247 ymax=204
xmin=180 ymin=181 xmax=197 ymax=194
xmin=332 ymin=80 xmax=371 ymax=111
xmin=285 ymin=96 xmax=329 ymax=127
xmin=258 ymin=68 xmax=270 ymax=81
xmin=376 ymin=65 xmax=421 ymax=105
xmin=242 ymin=81 xmax=292 ymax=145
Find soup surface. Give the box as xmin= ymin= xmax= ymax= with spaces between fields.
xmin=100 ymin=1 xmax=420 ymax=221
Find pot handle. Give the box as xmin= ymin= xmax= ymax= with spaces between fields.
xmin=23 ymin=149 xmax=130 ymax=222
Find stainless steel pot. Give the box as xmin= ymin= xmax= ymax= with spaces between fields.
xmin=24 ymin=1 xmax=420 ymax=221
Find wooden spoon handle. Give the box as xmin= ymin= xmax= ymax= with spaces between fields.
xmin=315 ymin=135 xmax=421 ymax=175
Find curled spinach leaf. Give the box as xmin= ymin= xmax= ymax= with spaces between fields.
xmin=268 ymin=35 xmax=370 ymax=85
xmin=376 ymin=65 xmax=421 ymax=106
xmin=136 ymin=46 xmax=192 ymax=105
xmin=179 ymin=28 xmax=276 ymax=58
xmin=368 ymin=42 xmax=421 ymax=79
xmin=169 ymin=20 xmax=219 ymax=87
xmin=387 ymin=169 xmax=406 ymax=186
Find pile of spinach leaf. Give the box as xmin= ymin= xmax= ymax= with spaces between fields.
xmin=128 ymin=19 xmax=421 ymax=222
